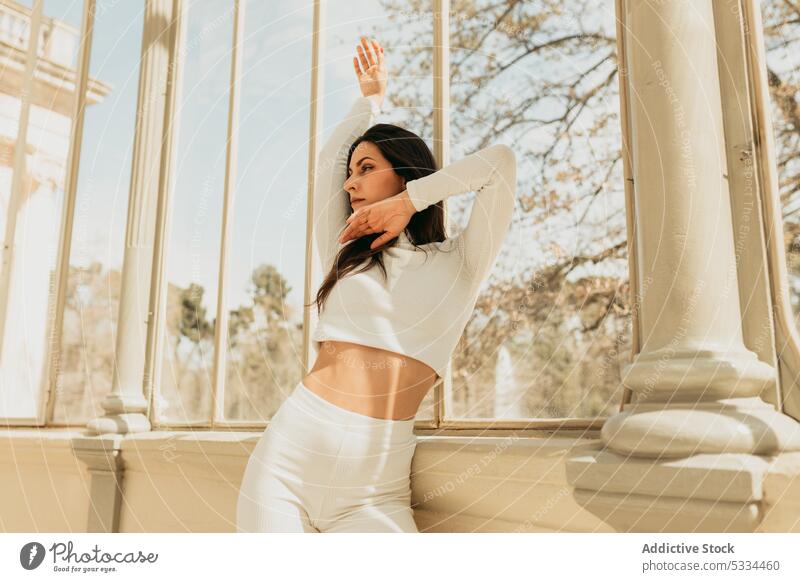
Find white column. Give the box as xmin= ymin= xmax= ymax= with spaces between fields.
xmin=566 ymin=0 xmax=800 ymax=534
xmin=601 ymin=0 xmax=800 ymax=458
xmin=86 ymin=0 xmax=175 ymax=435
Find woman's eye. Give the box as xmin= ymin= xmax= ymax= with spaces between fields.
xmin=362 ymin=165 xmax=372 ymax=172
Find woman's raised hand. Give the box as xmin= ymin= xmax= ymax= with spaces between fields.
xmin=338 ymin=190 xmax=417 ymax=250
xmin=353 ymin=37 xmax=387 ymax=105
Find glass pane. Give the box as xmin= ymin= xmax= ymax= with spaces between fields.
xmin=0 ymin=2 xmax=24 ymax=286
xmin=446 ymin=0 xmax=629 ymax=419
xmin=0 ymin=0 xmax=83 ymax=419
xmin=52 ymin=0 xmax=143 ymax=424
xmin=313 ymin=0 xmax=435 ymax=420
xmin=158 ymin=0 xmax=232 ymax=423
xmin=762 ymin=2 xmax=800 ymax=330
xmin=222 ymin=0 xmax=312 ymax=421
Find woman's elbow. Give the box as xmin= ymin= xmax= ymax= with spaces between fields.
xmin=490 ymin=143 xmax=516 ymax=167
xmin=489 ymin=144 xmax=517 ymax=190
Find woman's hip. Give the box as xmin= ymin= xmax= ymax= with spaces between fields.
xmin=254 ymin=381 xmax=418 ymax=482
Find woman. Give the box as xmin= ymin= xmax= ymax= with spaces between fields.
xmin=236 ymin=36 xmax=517 ymax=533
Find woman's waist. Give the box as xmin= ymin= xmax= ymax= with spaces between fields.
xmin=313 ymin=340 xmax=436 ymax=380
xmin=303 ymin=341 xmax=437 ymax=420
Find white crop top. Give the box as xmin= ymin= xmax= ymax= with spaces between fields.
xmin=311 ymin=95 xmax=517 ymax=379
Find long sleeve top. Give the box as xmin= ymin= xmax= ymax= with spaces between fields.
xmin=311 ymin=95 xmax=517 ymax=379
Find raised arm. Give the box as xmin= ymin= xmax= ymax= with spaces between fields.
xmin=405 ymin=143 xmax=517 ymax=284
xmin=314 ymin=36 xmax=386 ymax=271
xmin=313 ymin=95 xmax=381 ymax=271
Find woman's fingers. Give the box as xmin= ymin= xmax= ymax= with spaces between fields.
xmin=354 ymin=37 xmax=383 ymax=77
xmin=339 ymin=223 xmax=369 ymax=244
xmin=340 ymin=211 xmax=371 ymax=243
xmin=360 ymin=36 xmax=375 ymax=67
xmin=340 ymin=215 xmax=361 ymax=242
xmin=371 ymin=38 xmax=383 ymax=64
xmin=356 ymin=44 xmax=370 ymax=71
xmin=370 ymin=232 xmax=394 ymax=250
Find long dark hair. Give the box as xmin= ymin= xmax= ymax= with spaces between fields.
xmin=308 ymin=123 xmax=445 ymax=315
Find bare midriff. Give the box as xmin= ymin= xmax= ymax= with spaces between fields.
xmin=301 ymin=340 xmax=438 ymax=421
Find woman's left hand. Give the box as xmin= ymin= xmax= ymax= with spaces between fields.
xmin=338 ymin=190 xmax=417 ymax=249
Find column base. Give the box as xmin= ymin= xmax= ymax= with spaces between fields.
xmin=622 ymin=348 xmax=775 ymax=401
xmin=566 ymin=442 xmax=800 ymax=532
xmin=86 ymin=413 xmax=151 ymax=435
xmin=601 ymin=396 xmax=800 ymax=457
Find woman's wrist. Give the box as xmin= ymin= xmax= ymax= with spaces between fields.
xmin=398 ymin=189 xmax=417 ymax=216
xmin=364 ymin=92 xmax=384 ymax=110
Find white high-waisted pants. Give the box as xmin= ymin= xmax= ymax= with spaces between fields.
xmin=236 ymin=380 xmax=418 ymax=533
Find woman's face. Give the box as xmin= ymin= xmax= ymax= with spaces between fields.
xmin=343 ymin=141 xmax=406 ymax=209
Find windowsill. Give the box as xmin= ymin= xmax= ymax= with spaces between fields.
xmin=0 ymin=427 xmax=601 ymax=445
xmin=0 ymin=427 xmax=605 ymax=532
xmin=5 ymin=428 xmax=797 ymax=533
xmin=0 ymin=428 xmax=602 ymax=470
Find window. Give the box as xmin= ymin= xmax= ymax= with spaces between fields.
xmin=221 ymin=1 xmax=313 ymax=422
xmin=53 ymin=1 xmax=143 ymax=425
xmin=0 ymin=0 xmax=632 ymax=431
xmin=157 ymin=0 xmax=237 ymax=424
xmin=343 ymin=1 xmax=628 ymax=423
xmin=311 ymin=0 xmax=628 ymax=426
xmin=0 ymin=0 xmax=137 ymax=425
xmin=149 ymin=0 xmax=316 ymax=426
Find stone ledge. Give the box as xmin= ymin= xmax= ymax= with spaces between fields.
xmin=7 ymin=429 xmax=794 ymax=531
xmin=567 ymin=442 xmax=773 ymax=503
xmin=565 ymin=443 xmax=800 ymax=532
xmin=0 ymin=428 xmax=605 ymax=532
xmin=0 ymin=428 xmax=599 ymax=483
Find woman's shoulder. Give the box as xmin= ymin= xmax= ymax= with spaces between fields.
xmin=431 ymin=236 xmax=459 ymax=252
xmin=393 ymin=232 xmax=465 ymax=261
xmin=416 ymin=234 xmax=464 ymax=258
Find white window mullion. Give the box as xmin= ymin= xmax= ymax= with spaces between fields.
xmin=302 ymin=0 xmax=325 ymax=376
xmin=210 ymin=0 xmax=246 ymax=426
xmin=145 ymin=0 xmax=187 ymax=425
xmin=614 ymin=0 xmax=638 ymax=411
xmin=434 ymin=0 xmax=451 ymax=427
xmin=42 ymin=0 xmax=96 ymax=426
